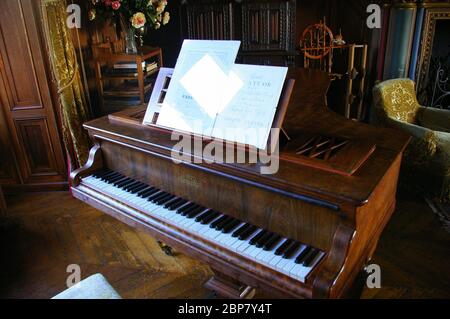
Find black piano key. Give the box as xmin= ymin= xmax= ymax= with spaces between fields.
xmin=122 ymin=182 xmax=138 ymax=192
xmin=222 ymin=219 xmax=241 ymax=233
xmin=128 ymin=181 xmax=145 ymax=190
xmin=93 ymin=169 xmax=110 ymax=178
xmin=153 ymin=192 xmax=171 ymax=202
xmin=108 ymin=175 xmax=125 ymax=184
xmin=101 ymin=171 xmax=119 ymax=181
xmin=249 ymin=230 xmax=267 ymax=245
xmin=161 ymin=196 xmax=180 ymax=207
xmin=112 ymin=178 xmax=128 ymax=187
xmin=146 ymin=191 xmax=164 ymax=201
xmin=210 ymin=215 xmax=227 ymax=229
xmin=275 ymin=239 xmax=292 ymax=256
xmin=149 ymin=192 xmax=169 ymax=203
xmin=283 ymin=241 xmax=301 ymax=259
xmin=144 ymin=188 xmax=160 ymax=197
xmin=186 ymin=206 xmax=205 ymax=218
xmin=232 ymin=223 xmax=250 ymax=238
xmin=256 ymin=231 xmax=274 ymax=248
xmin=203 ymin=211 xmax=221 ymax=225
xmin=96 ymin=169 xmax=114 ymax=178
xmin=130 ymin=184 xmax=148 ymax=194
xmin=181 ymin=204 xmax=200 ymax=216
xmin=156 ymin=194 xmax=175 ymax=205
xmin=197 ymin=210 xmax=217 ymax=224
xmin=302 ymin=248 xmax=319 ymax=267
xmin=138 ymin=187 xmax=156 ymax=198
xmin=215 ymin=216 xmax=234 ymax=231
xmin=169 ymin=199 xmax=189 ymax=210
xmin=115 ymin=178 xmax=133 ymax=187
xmin=263 ymin=234 xmax=282 ymax=251
xmin=239 ymin=225 xmax=258 ymax=240
xmin=195 ymin=210 xmax=212 ymax=222
xmin=295 ymin=246 xmax=312 ymax=264
xmin=123 ymin=181 xmax=141 ymax=191
xmin=163 ymin=197 xmax=182 ymax=208
xmin=177 ymin=202 xmax=195 ymax=214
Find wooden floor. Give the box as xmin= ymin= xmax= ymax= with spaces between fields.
xmin=0 ymin=189 xmax=449 ymax=299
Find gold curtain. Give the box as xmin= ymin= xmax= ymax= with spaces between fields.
xmin=41 ymin=0 xmax=91 ymax=169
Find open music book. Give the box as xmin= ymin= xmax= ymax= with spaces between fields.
xmin=152 ymin=40 xmax=288 ymax=149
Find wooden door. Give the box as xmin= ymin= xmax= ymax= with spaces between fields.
xmin=0 ymin=0 xmax=67 ymax=191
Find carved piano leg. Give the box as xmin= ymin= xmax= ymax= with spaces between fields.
xmin=344 ymin=268 xmax=367 ymax=299
xmin=205 ymin=268 xmax=256 ymax=299
xmin=157 ymin=240 xmax=174 ymax=256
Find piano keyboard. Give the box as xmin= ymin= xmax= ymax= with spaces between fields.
xmin=81 ymin=169 xmax=325 ymax=283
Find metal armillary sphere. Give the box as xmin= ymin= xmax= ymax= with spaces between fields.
xmin=300 ymin=21 xmax=334 ymax=60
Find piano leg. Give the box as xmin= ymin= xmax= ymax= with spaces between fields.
xmin=205 ymin=267 xmax=256 ymax=299
xmin=344 ymin=268 xmax=367 ymax=299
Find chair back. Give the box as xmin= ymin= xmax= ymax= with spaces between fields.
xmin=373 ymin=78 xmax=421 ymax=124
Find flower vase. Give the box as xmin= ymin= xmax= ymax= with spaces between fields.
xmin=124 ymin=27 xmax=138 ymax=54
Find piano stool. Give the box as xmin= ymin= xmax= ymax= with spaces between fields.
xmin=52 ymin=274 xmax=122 ymax=299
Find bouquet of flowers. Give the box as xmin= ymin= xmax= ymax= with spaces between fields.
xmin=88 ymin=0 xmax=170 ymax=50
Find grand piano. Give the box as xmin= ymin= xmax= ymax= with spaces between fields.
xmin=70 ymin=68 xmax=410 ymax=298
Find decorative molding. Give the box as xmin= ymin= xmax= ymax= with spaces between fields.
xmin=416 ymin=7 xmax=450 ymax=103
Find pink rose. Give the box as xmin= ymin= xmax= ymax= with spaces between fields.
xmin=111 ymin=1 xmax=121 ymax=10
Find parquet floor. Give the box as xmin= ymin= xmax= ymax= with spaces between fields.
xmin=0 ymin=190 xmax=448 ymax=299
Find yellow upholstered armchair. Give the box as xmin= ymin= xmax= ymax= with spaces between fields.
xmin=372 ymin=78 xmax=450 ymax=204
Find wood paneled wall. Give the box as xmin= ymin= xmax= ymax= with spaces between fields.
xmin=74 ymin=1 xmax=385 ymax=118
xmin=0 ymin=0 xmax=67 ymax=192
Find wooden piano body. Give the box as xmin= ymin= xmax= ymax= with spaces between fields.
xmin=71 ymin=68 xmax=410 ymax=298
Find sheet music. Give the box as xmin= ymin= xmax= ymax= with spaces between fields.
xmin=143 ymin=67 xmax=174 ymax=125
xmin=156 ymin=40 xmax=241 ymax=136
xmin=211 ymin=64 xmax=288 ymax=149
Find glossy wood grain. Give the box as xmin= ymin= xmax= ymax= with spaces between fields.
xmin=71 ymin=68 xmax=410 ymax=298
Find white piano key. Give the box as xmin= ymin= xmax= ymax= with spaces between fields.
xmin=216 ymin=223 xmax=245 ymax=245
xmin=191 ymin=215 xmax=223 ymax=233
xmin=203 ymin=226 xmax=223 ymax=239
xmin=83 ymin=172 xmax=324 ymax=284
xmin=274 ymin=246 xmax=303 ymax=273
xmin=255 ymin=239 xmax=285 ymax=263
xmin=291 ymin=251 xmax=325 ymax=281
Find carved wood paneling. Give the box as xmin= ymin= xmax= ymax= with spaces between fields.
xmin=14 ymin=118 xmax=59 ymax=177
xmin=185 ymin=2 xmax=233 ymax=40
xmin=416 ymin=7 xmax=450 ymax=104
xmin=181 ymin=0 xmax=296 ymax=66
xmin=0 ymin=0 xmax=43 ymax=110
xmin=241 ymin=0 xmax=294 ymax=52
xmin=0 ymin=0 xmax=67 ymax=191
